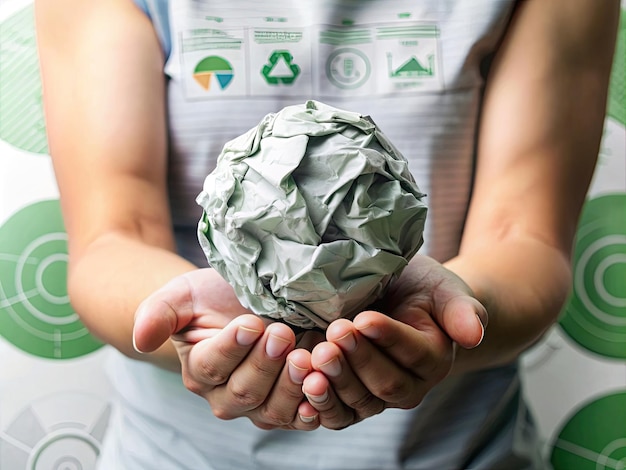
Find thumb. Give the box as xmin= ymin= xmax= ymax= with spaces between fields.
xmin=132 ymin=276 xmax=195 ymax=353
xmin=440 ymin=296 xmax=487 ymax=349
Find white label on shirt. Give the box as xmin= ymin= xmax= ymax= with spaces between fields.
xmin=176 ymin=15 xmax=442 ymax=100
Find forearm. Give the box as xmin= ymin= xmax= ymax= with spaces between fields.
xmin=444 ymin=232 xmax=572 ymax=374
xmin=442 ymin=0 xmax=619 ymax=374
xmin=67 ymin=231 xmax=196 ymax=371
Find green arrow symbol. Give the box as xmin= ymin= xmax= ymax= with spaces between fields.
xmin=261 ymin=50 xmax=300 ymax=85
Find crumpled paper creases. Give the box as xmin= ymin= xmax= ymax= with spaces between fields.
xmin=197 ymin=100 xmax=427 ymax=329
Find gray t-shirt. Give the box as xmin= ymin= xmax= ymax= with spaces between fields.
xmin=98 ymin=1 xmax=543 ymax=468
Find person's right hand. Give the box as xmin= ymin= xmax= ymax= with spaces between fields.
xmin=132 ymin=268 xmax=322 ymax=430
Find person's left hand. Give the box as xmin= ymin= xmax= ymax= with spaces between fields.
xmin=300 ymin=255 xmax=487 ymax=430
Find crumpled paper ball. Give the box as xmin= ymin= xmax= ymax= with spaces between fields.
xmin=197 ymin=101 xmax=427 ymax=329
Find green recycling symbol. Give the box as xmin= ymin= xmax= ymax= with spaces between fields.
xmin=261 ymin=50 xmax=300 ymax=85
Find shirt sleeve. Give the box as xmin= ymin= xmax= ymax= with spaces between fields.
xmin=131 ymin=0 xmax=172 ymax=60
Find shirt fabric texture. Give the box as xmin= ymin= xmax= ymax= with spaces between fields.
xmin=99 ymin=1 xmax=543 ymax=468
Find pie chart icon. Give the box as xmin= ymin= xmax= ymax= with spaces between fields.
xmin=193 ymin=56 xmax=234 ymax=91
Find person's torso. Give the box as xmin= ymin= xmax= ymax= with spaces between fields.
xmin=150 ymin=0 xmax=515 ymax=265
xmin=103 ymin=2 xmax=543 ymax=469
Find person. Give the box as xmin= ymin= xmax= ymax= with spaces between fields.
xmin=35 ymin=0 xmax=619 ymax=468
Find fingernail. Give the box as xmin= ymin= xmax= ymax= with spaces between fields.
xmin=357 ymin=323 xmax=381 ymax=340
xmin=474 ymin=314 xmax=485 ymax=348
xmin=299 ymin=414 xmax=317 ymax=423
xmin=236 ymin=326 xmax=262 ymax=346
xmin=335 ymin=331 xmax=356 ymax=353
xmin=265 ymin=334 xmax=291 ymax=358
xmin=288 ymin=360 xmax=309 ymax=384
xmin=318 ymin=357 xmax=342 ymax=378
xmin=132 ymin=333 xmax=145 ymax=354
xmin=305 ymin=390 xmax=329 ymax=405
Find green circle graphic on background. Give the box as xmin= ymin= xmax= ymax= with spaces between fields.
xmin=559 ymin=194 xmax=626 ymax=359
xmin=551 ymin=391 xmax=626 ymax=470
xmin=607 ymin=9 xmax=625 ymax=126
xmin=0 ymin=3 xmax=48 ymax=154
xmin=0 ymin=200 xmax=102 ymax=359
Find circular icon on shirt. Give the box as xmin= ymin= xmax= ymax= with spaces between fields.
xmin=558 ymin=194 xmax=626 ymax=359
xmin=0 ymin=200 xmax=103 ymax=359
xmin=326 ymin=48 xmax=371 ymax=90
xmin=550 ymin=391 xmax=626 ymax=470
xmin=0 ymin=3 xmax=48 ymax=154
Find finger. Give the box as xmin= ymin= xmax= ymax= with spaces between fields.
xmin=296 ymin=400 xmax=320 ymax=429
xmin=302 ymin=371 xmax=355 ymax=430
xmin=182 ymin=314 xmax=265 ymax=392
xmin=208 ymin=322 xmax=296 ymax=420
xmin=133 ymin=275 xmax=196 ymax=353
xmin=133 ymin=269 xmax=251 ymax=353
xmin=439 ymin=296 xmax=487 ymax=349
xmin=346 ymin=312 xmax=451 ymax=405
xmin=310 ymin=337 xmax=385 ymax=421
xmin=256 ymin=348 xmax=318 ymax=430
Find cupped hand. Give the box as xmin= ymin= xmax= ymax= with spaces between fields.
xmin=301 ymin=255 xmax=488 ymax=430
xmin=132 ymin=268 xmax=322 ymax=430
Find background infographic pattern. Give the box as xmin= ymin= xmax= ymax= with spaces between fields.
xmin=559 ymin=195 xmax=626 ymax=359
xmin=0 ymin=1 xmax=47 ymax=155
xmin=0 ymin=1 xmax=624 ymax=469
xmin=607 ymin=9 xmax=625 ymax=128
xmin=0 ymin=200 xmax=103 ymax=359
xmin=0 ymin=392 xmax=111 ymax=469
xmin=550 ymin=392 xmax=626 ymax=470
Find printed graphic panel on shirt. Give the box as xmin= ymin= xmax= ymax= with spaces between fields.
xmin=0 ymin=200 xmax=104 ymax=359
xmin=558 ymin=194 xmax=626 ymax=359
xmin=0 ymin=392 xmax=111 ymax=469
xmin=550 ymin=391 xmax=626 ymax=470
xmin=318 ymin=27 xmax=375 ymax=96
xmin=182 ymin=27 xmax=246 ymax=99
xmin=374 ymin=24 xmax=442 ymax=94
xmin=0 ymin=3 xmax=48 ymax=155
xmin=252 ymin=28 xmax=311 ymax=96
xmin=179 ymin=13 xmax=443 ymax=100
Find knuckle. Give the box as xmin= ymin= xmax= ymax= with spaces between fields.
xmin=196 ymin=361 xmax=229 ymax=385
xmin=347 ymin=349 xmax=375 ymax=373
xmin=375 ymin=377 xmax=411 ymax=403
xmin=406 ymin=344 xmax=453 ymax=379
xmin=258 ymin=407 xmax=293 ymax=427
xmin=396 ymin=392 xmax=424 ymax=410
xmin=349 ymin=393 xmax=385 ymax=417
xmin=320 ymin=408 xmax=353 ymax=430
xmin=385 ymin=385 xmax=424 ymax=410
xmin=181 ymin=375 xmax=205 ymax=396
xmin=228 ymin=381 xmax=265 ymax=410
xmin=279 ymin=383 xmax=306 ymax=403
xmin=249 ymin=359 xmax=280 ymax=380
xmin=210 ymin=405 xmax=236 ymax=421
xmin=251 ymin=420 xmax=277 ymax=431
